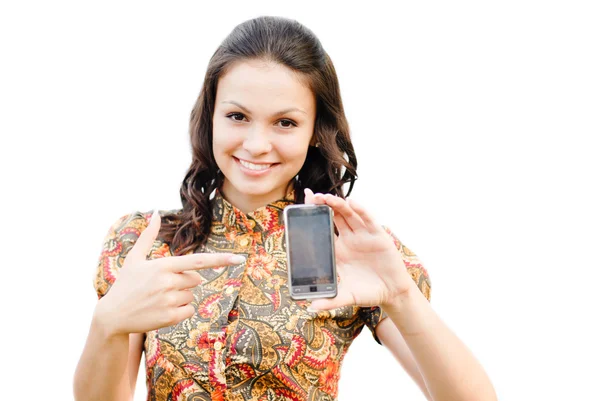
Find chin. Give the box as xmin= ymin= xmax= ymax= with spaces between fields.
xmin=225 ymin=173 xmax=293 ymax=198
xmin=237 ymin=181 xmax=285 ymax=196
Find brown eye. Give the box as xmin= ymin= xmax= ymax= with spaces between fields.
xmin=278 ymin=119 xmax=297 ymax=128
xmin=227 ymin=113 xmax=246 ymax=122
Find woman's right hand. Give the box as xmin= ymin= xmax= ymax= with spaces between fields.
xmin=93 ymin=210 xmax=245 ymax=337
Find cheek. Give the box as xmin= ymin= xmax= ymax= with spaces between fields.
xmin=212 ymin=121 xmax=240 ymax=154
xmin=277 ymin=138 xmax=310 ymax=165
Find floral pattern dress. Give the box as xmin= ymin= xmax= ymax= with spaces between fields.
xmin=94 ymin=189 xmax=431 ymax=401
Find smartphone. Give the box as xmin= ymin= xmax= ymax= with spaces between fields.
xmin=283 ymin=204 xmax=337 ymax=300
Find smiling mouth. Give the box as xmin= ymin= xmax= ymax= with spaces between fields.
xmin=234 ymin=157 xmax=278 ymax=172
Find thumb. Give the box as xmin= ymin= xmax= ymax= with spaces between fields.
xmin=124 ymin=209 xmax=161 ymax=265
xmin=303 ymin=188 xmax=315 ymax=204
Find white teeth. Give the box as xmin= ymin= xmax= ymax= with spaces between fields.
xmin=239 ymin=159 xmax=271 ymax=171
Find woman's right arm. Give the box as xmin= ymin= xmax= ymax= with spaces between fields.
xmin=73 ymin=303 xmax=144 ymax=401
xmin=73 ymin=210 xmax=244 ymax=401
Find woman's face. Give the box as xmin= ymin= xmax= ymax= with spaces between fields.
xmin=212 ymin=59 xmax=316 ymax=211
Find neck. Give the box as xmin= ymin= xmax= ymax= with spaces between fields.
xmin=220 ymin=180 xmax=295 ymax=214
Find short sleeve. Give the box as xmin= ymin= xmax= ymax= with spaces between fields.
xmin=361 ymin=226 xmax=432 ymax=345
xmin=93 ymin=211 xmax=152 ymax=300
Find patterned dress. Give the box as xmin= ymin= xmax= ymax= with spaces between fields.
xmin=94 ymin=189 xmax=431 ymax=401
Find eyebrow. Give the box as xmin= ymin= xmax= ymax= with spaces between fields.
xmin=221 ymin=100 xmax=307 ymax=116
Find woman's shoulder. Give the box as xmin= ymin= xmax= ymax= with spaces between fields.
xmin=94 ymin=211 xmax=152 ymax=299
xmin=381 ymin=225 xmax=419 ymax=259
xmin=106 ymin=210 xmax=152 ymax=233
xmin=105 ymin=208 xmax=183 ymax=235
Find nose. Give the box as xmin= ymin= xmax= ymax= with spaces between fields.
xmin=243 ymin=125 xmax=272 ymax=155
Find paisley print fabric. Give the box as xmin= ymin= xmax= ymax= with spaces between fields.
xmin=93 ymin=189 xmax=432 ymax=401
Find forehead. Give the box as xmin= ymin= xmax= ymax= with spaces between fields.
xmin=215 ymin=59 xmax=315 ymax=112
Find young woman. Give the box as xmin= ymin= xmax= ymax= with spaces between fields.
xmin=74 ymin=16 xmax=496 ymax=401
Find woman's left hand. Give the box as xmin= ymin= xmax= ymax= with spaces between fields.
xmin=304 ymin=188 xmax=417 ymax=311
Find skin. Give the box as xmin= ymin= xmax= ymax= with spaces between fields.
xmin=212 ymin=59 xmax=317 ymax=213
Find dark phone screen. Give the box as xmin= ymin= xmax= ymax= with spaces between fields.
xmin=287 ymin=207 xmax=335 ymax=286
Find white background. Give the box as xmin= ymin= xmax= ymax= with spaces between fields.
xmin=1 ymin=1 xmax=599 ymax=400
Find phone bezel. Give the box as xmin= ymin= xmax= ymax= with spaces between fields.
xmin=283 ymin=204 xmax=338 ymax=300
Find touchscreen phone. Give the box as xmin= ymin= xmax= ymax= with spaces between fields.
xmin=283 ymin=204 xmax=337 ymax=300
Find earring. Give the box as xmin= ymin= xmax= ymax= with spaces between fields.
xmin=315 ymin=142 xmax=320 ymax=148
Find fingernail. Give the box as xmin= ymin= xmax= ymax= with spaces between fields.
xmin=306 ymin=306 xmax=318 ymax=313
xmin=230 ymin=255 xmax=246 ymax=264
xmin=151 ymin=209 xmax=159 ymax=221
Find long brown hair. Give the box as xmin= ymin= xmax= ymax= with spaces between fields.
xmin=159 ymin=16 xmax=358 ymax=255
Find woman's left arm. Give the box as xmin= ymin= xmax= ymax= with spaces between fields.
xmin=377 ymin=286 xmax=496 ymax=401
xmin=375 ymin=317 xmax=433 ymax=400
xmin=304 ymin=189 xmax=497 ymax=401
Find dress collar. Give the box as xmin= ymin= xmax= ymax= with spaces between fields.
xmin=211 ymin=188 xmax=296 ymax=233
